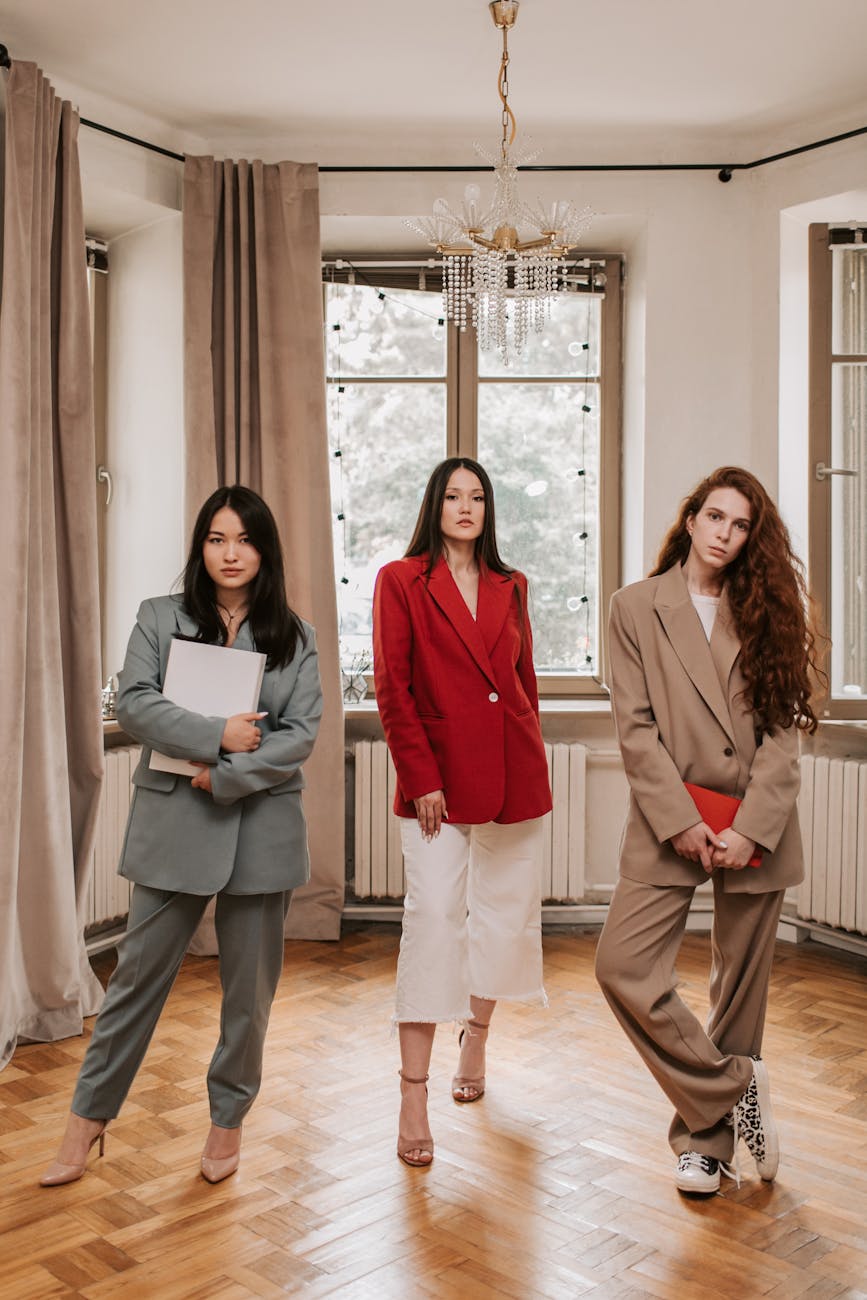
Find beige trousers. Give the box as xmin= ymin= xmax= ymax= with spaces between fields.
xmin=595 ymin=873 xmax=785 ymax=1160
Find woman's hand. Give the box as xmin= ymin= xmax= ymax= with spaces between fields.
xmin=710 ymin=827 xmax=757 ymax=870
xmin=221 ymin=712 xmax=267 ymax=753
xmin=671 ymin=821 xmax=728 ymax=873
xmin=190 ymin=763 xmax=213 ymax=793
xmin=413 ymin=789 xmax=448 ymax=841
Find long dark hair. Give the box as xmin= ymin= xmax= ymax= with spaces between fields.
xmin=651 ymin=466 xmax=825 ymax=733
xmin=181 ymin=485 xmax=304 ymax=669
xmin=405 ymin=457 xmax=513 ymax=578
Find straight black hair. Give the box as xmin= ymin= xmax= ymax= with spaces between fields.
xmin=181 ymin=485 xmax=304 ymax=669
xmin=405 ymin=457 xmax=514 ymax=578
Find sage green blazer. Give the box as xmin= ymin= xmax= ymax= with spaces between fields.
xmin=608 ymin=563 xmax=804 ymax=894
xmin=115 ymin=595 xmax=322 ymax=895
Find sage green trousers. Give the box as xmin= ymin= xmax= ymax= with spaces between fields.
xmin=73 ymin=883 xmax=290 ymax=1128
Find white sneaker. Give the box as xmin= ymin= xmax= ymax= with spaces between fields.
xmin=675 ymin=1150 xmax=722 ymax=1193
xmin=730 ymin=1056 xmax=779 ymax=1181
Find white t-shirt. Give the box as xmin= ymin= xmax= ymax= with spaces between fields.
xmin=691 ymin=592 xmax=720 ymax=641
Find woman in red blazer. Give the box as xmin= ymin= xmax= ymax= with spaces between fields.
xmin=373 ymin=457 xmax=552 ymax=1167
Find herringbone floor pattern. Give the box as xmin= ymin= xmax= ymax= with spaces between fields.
xmin=1 ymin=923 xmax=866 ymax=1298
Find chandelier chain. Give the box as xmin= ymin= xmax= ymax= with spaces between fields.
xmin=499 ymin=26 xmax=516 ymax=156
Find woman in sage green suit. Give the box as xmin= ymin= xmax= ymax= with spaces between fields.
xmin=41 ymin=486 xmax=322 ymax=1187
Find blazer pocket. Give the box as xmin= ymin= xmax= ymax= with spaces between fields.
xmin=131 ymin=763 xmax=178 ymax=794
xmin=417 ymin=712 xmax=445 ymax=721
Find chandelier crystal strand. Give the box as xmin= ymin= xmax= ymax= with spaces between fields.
xmin=495 ymin=249 xmax=509 ymax=358
xmin=476 ymin=251 xmax=489 ymax=351
xmin=450 ymin=256 xmax=458 ymax=328
xmin=514 ymin=257 xmax=528 ymax=355
xmin=533 ymin=254 xmax=544 ymax=336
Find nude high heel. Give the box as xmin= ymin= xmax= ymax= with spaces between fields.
xmin=39 ymin=1123 xmax=108 ymax=1186
xmin=200 ymin=1124 xmax=242 ymax=1184
xmin=452 ymin=1018 xmax=489 ymax=1102
xmin=397 ymin=1072 xmax=434 ymax=1167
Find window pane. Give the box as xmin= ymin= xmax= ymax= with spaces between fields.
xmin=327 ymin=380 xmax=446 ymax=664
xmin=326 ymin=283 xmax=448 ymax=669
xmin=326 ymin=284 xmax=446 ymax=378
xmin=478 ymin=294 xmax=601 ymax=378
xmin=829 ymin=363 xmax=867 ymax=700
xmin=832 ymin=248 xmax=867 ymax=356
xmin=477 ymin=383 xmax=600 ymax=675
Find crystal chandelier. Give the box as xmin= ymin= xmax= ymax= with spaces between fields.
xmin=407 ymin=0 xmax=592 ymax=361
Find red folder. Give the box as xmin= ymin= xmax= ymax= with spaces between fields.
xmin=683 ymin=782 xmax=763 ymax=867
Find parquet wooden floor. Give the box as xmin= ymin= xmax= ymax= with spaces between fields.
xmin=1 ymin=923 xmax=866 ymax=1299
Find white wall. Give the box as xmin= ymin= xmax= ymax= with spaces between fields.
xmin=73 ymin=93 xmax=867 ymax=924
xmin=79 ymin=114 xmax=867 ymax=616
xmin=103 ymin=214 xmax=184 ymax=677
xmin=80 ymin=116 xmax=867 ymax=662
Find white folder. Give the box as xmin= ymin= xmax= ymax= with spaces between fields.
xmin=149 ymin=638 xmax=266 ymax=777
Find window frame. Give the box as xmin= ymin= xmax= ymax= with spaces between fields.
xmin=88 ymin=258 xmax=110 ymax=682
xmin=323 ymin=254 xmax=623 ymax=700
xmin=808 ymin=224 xmax=867 ymax=720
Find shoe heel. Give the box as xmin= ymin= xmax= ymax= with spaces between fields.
xmin=452 ymin=1018 xmax=488 ymax=1103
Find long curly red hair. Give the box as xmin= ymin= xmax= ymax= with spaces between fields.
xmin=651 ymin=466 xmax=825 ymax=734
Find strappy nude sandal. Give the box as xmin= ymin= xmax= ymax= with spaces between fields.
xmin=452 ymin=1019 xmax=489 ymax=1102
xmin=397 ymin=1071 xmax=434 ymax=1167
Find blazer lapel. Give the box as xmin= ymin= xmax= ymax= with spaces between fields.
xmin=709 ymin=587 xmax=742 ymax=704
xmin=425 ymin=558 xmax=498 ymax=689
xmin=174 ymin=606 xmax=199 ymax=638
xmin=477 ymin=568 xmax=516 ymax=659
xmin=151 ymin=600 xmax=200 ymax=682
xmin=653 ymin=564 xmax=737 ymax=744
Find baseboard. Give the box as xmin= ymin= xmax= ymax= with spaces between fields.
xmin=341 ymin=902 xmax=867 ymax=957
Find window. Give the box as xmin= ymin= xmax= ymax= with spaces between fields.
xmin=809 ymin=226 xmax=867 ymax=718
xmin=325 ymin=257 xmax=622 ymax=696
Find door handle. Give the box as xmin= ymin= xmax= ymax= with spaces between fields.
xmin=815 ymin=462 xmax=857 ymax=481
xmin=97 ymin=465 xmax=113 ymax=506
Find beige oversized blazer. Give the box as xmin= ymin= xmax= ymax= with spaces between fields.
xmin=116 ymin=595 xmax=322 ymax=895
xmin=608 ymin=563 xmax=804 ymax=894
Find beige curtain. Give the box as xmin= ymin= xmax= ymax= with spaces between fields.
xmin=183 ymin=156 xmax=344 ymax=943
xmin=0 ymin=63 xmax=104 ymax=1070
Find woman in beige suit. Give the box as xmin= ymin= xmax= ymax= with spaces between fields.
xmin=595 ymin=466 xmax=823 ymax=1195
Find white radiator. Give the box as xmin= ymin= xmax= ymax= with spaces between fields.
xmin=797 ymin=754 xmax=867 ymax=934
xmin=83 ymin=745 xmax=139 ymax=932
xmin=353 ymin=740 xmax=588 ymax=902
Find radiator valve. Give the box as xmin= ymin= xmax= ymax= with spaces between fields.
xmin=101 ymin=675 xmax=119 ymax=721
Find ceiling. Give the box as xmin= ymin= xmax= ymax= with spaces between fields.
xmin=1 ymin=0 xmax=866 ymax=167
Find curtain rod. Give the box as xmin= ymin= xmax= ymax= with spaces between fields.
xmin=3 ymin=44 xmax=866 ymax=182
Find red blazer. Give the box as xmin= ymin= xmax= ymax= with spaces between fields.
xmin=373 ymin=555 xmax=552 ymax=824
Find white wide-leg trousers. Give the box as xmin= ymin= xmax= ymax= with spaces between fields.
xmin=394 ymin=817 xmax=546 ymax=1024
